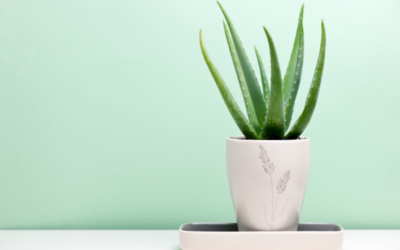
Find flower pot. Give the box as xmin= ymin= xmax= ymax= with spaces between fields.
xmin=226 ymin=137 xmax=310 ymax=231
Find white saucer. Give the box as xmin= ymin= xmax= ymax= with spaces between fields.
xmin=179 ymin=222 xmax=344 ymax=250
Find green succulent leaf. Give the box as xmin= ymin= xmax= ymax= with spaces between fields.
xmin=255 ymin=46 xmax=270 ymax=108
xmin=217 ymin=1 xmax=266 ymax=129
xmin=283 ymin=5 xmax=305 ymax=132
xmin=199 ymin=30 xmax=259 ymax=139
xmin=260 ymin=27 xmax=285 ymax=139
xmin=285 ymin=20 xmax=326 ymax=139
xmin=223 ymin=22 xmax=262 ymax=133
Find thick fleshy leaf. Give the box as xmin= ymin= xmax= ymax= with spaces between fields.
xmin=285 ymin=21 xmax=326 ymax=139
xmin=217 ymin=2 xmax=266 ymax=128
xmin=283 ymin=5 xmax=305 ymax=132
xmin=199 ymin=30 xmax=259 ymax=139
xmin=255 ymin=46 xmax=270 ymax=107
xmin=223 ymin=22 xmax=261 ymax=133
xmin=260 ymin=27 xmax=285 ymax=139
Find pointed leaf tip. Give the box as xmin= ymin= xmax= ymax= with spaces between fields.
xmin=261 ymin=25 xmax=285 ymax=139
xmin=199 ymin=28 xmax=259 ymax=139
xmin=285 ymin=17 xmax=326 ymax=139
xmin=282 ymin=4 xmax=305 ymax=131
xmin=199 ymin=30 xmax=203 ymax=42
xmin=263 ymin=26 xmax=269 ymax=35
xmin=254 ymin=45 xmax=270 ymax=106
xmin=220 ymin=2 xmax=266 ymax=131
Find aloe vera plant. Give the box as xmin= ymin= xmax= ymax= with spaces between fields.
xmin=200 ymin=2 xmax=326 ymax=139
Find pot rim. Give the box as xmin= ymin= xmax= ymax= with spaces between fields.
xmin=227 ymin=136 xmax=310 ymax=143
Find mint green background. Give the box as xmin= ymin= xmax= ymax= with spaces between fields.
xmin=0 ymin=0 xmax=399 ymax=229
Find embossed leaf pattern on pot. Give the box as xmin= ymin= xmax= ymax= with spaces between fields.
xmin=259 ymin=145 xmax=291 ymax=230
xmin=259 ymin=145 xmax=275 ymax=174
xmin=277 ymin=170 xmax=291 ymax=194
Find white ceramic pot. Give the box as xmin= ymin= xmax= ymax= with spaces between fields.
xmin=226 ymin=137 xmax=310 ymax=231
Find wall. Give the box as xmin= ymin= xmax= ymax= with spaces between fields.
xmin=0 ymin=0 xmax=399 ymax=229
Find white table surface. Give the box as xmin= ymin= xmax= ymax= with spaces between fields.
xmin=0 ymin=230 xmax=399 ymax=250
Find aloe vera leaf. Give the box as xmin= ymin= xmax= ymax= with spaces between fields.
xmin=200 ymin=30 xmax=259 ymax=139
xmin=255 ymin=46 xmax=270 ymax=107
xmin=223 ymin=22 xmax=261 ymax=133
xmin=285 ymin=20 xmax=326 ymax=139
xmin=260 ymin=27 xmax=285 ymax=139
xmin=217 ymin=2 xmax=267 ymax=128
xmin=283 ymin=5 xmax=305 ymax=132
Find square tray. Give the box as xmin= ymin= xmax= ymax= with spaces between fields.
xmin=179 ymin=223 xmax=343 ymax=250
